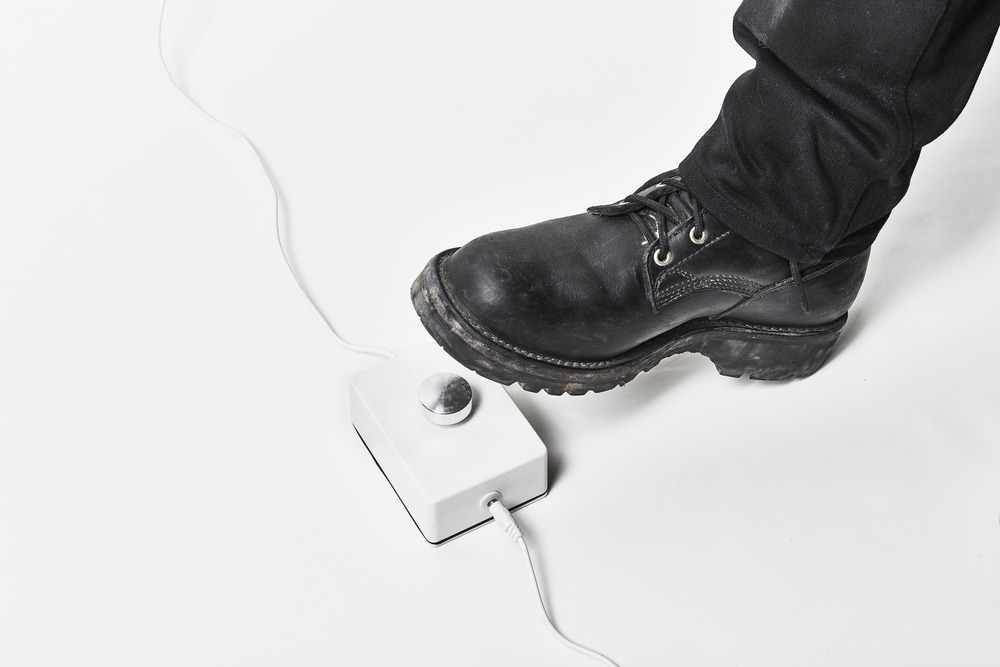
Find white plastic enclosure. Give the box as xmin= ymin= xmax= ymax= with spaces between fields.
xmin=349 ymin=346 xmax=548 ymax=545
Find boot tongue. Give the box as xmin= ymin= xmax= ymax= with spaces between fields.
xmin=637 ymin=181 xmax=696 ymax=227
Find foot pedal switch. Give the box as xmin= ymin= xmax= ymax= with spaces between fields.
xmin=349 ymin=346 xmax=547 ymax=545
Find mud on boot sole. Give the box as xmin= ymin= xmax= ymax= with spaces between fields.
xmin=411 ymin=251 xmax=847 ymax=395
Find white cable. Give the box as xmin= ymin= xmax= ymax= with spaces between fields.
xmin=156 ymin=0 xmax=396 ymax=360
xmin=487 ymin=498 xmax=621 ymax=667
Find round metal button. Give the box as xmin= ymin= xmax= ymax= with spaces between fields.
xmin=418 ymin=373 xmax=473 ymax=425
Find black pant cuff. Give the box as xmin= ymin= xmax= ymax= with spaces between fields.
xmin=679 ymin=152 xmax=822 ymax=264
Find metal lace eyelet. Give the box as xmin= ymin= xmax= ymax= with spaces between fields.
xmin=653 ymin=248 xmax=673 ymax=267
xmin=689 ymin=227 xmax=708 ymax=245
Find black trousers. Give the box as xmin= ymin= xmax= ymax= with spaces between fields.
xmin=679 ymin=0 xmax=1000 ymax=264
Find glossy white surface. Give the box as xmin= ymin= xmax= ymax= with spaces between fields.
xmin=1 ymin=2 xmax=998 ymax=665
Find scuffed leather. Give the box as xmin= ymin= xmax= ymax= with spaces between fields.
xmin=721 ymin=250 xmax=871 ymax=326
xmin=440 ymin=210 xmax=869 ymax=362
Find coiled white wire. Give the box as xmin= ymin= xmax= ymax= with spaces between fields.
xmin=517 ymin=537 xmax=621 ymax=666
xmin=157 ymin=0 xmax=395 ymax=360
xmin=159 ymin=5 xmax=618 ymax=662
xmin=488 ymin=499 xmax=621 ymax=666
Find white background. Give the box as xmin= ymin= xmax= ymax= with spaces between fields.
xmin=2 ymin=1 xmax=999 ymax=665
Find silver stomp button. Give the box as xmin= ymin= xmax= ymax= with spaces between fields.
xmin=418 ymin=373 xmax=473 ymax=425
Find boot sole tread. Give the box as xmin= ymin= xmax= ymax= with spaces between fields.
xmin=411 ymin=251 xmax=846 ymax=395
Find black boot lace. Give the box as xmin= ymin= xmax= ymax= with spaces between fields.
xmin=587 ymin=169 xmax=810 ymax=314
xmin=587 ymin=170 xmax=705 ymax=268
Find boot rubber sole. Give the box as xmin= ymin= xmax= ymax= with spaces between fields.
xmin=411 ymin=250 xmax=846 ymax=395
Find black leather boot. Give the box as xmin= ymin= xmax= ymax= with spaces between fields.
xmin=411 ymin=170 xmax=872 ymax=395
